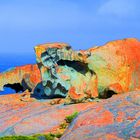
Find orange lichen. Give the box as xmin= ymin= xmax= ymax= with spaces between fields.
xmin=0 ymin=64 xmax=41 ymax=92
xmin=108 ymin=83 xmax=123 ymax=94
xmin=105 ymin=134 xmax=123 ymax=140
xmin=68 ymin=87 xmax=85 ymax=100
xmin=116 ymin=111 xmax=125 ymax=123
xmin=90 ymin=110 xmax=114 ymax=126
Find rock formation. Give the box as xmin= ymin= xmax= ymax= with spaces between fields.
xmin=0 ymin=38 xmax=140 ymax=104
xmin=0 ymin=64 xmax=41 ymax=93
xmin=35 ymin=38 xmax=140 ymax=103
xmin=35 ymin=43 xmax=98 ymax=103
xmin=61 ymin=91 xmax=140 ymax=140
xmin=0 ymin=38 xmax=140 ymax=139
xmin=0 ymin=91 xmax=139 ymax=140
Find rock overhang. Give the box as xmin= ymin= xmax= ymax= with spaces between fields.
xmin=0 ymin=38 xmax=140 ymax=104
xmin=34 ymin=42 xmax=98 ymax=102
xmin=34 ymin=38 xmax=140 ymax=103
xmin=0 ymin=64 xmax=41 ymax=93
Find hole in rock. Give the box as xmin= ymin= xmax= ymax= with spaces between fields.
xmin=46 ymin=80 xmax=53 ymax=87
xmin=4 ymin=83 xmax=24 ymax=93
xmin=0 ymin=87 xmax=15 ymax=94
xmin=57 ymin=60 xmax=91 ymax=75
xmin=36 ymin=88 xmax=41 ymax=93
xmin=65 ymin=46 xmax=71 ymax=50
xmin=103 ymin=90 xmax=117 ymax=99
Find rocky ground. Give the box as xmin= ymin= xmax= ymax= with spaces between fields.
xmin=0 ymin=91 xmax=140 ymax=140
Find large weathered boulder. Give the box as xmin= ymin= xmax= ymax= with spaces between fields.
xmin=61 ymin=91 xmax=140 ymax=140
xmin=0 ymin=64 xmax=41 ymax=93
xmin=35 ymin=43 xmax=98 ymax=103
xmin=35 ymin=38 xmax=140 ymax=103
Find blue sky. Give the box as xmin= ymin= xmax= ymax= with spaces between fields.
xmin=0 ymin=0 xmax=140 ymax=54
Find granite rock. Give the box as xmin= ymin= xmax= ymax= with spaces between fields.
xmin=0 ymin=64 xmax=41 ymax=93
xmin=0 ymin=91 xmax=139 ymax=139
xmin=0 ymin=93 xmax=94 ymax=136
xmin=61 ymin=91 xmax=140 ymax=140
xmin=34 ymin=38 xmax=140 ymax=103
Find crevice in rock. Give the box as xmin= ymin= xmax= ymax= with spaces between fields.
xmin=4 ymin=83 xmax=24 ymax=93
xmin=57 ymin=60 xmax=90 ymax=75
xmin=102 ymin=89 xmax=117 ymax=99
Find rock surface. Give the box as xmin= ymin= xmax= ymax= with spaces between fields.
xmin=61 ymin=91 xmax=140 ymax=140
xmin=0 ymin=91 xmax=139 ymax=139
xmin=0 ymin=64 xmax=41 ymax=93
xmin=0 ymin=93 xmax=94 ymax=136
xmin=35 ymin=38 xmax=140 ymax=104
xmin=35 ymin=43 xmax=98 ymax=103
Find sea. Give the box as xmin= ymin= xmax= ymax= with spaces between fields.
xmin=0 ymin=53 xmax=36 ymax=95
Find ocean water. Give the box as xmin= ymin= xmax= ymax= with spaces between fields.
xmin=0 ymin=53 xmax=36 ymax=95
